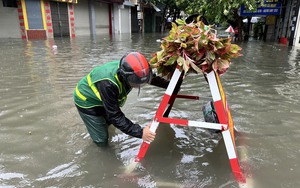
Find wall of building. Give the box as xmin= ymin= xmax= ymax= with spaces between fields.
xmin=113 ymin=4 xmax=130 ymax=33
xmin=275 ymin=0 xmax=300 ymax=46
xmin=73 ymin=0 xmax=90 ymax=36
xmin=294 ymin=6 xmax=300 ymax=47
xmin=0 ymin=0 xmax=162 ymax=39
xmin=120 ymin=6 xmax=130 ymax=33
xmin=74 ymin=0 xmax=111 ymax=36
xmin=289 ymin=0 xmax=300 ymax=46
xmin=281 ymin=0 xmax=292 ymax=39
xmin=94 ymin=1 xmax=109 ymax=34
xmin=0 ymin=0 xmax=21 ymax=38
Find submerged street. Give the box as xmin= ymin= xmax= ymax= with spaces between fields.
xmin=0 ymin=33 xmax=300 ymax=187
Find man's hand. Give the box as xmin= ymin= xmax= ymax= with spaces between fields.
xmin=142 ymin=123 xmax=156 ymax=142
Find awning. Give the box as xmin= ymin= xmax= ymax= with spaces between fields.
xmin=150 ymin=3 xmax=161 ymax=12
xmin=242 ymin=17 xmax=261 ymax=23
xmin=123 ymin=1 xmax=135 ymax=7
xmin=225 ymin=26 xmax=234 ymax=33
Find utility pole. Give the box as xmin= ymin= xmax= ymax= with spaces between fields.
xmin=137 ymin=0 xmax=143 ymax=33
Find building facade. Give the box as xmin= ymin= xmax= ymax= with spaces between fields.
xmin=238 ymin=0 xmax=300 ymax=46
xmin=0 ymin=0 xmax=160 ymax=39
xmin=287 ymin=0 xmax=300 ymax=47
xmin=275 ymin=0 xmax=300 ymax=46
xmin=0 ymin=0 xmax=21 ymax=38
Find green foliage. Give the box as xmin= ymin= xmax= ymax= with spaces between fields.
xmin=150 ymin=18 xmax=242 ymax=79
xmin=176 ymin=0 xmax=264 ymax=23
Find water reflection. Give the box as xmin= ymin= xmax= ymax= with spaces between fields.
xmin=0 ymin=35 xmax=300 ymax=187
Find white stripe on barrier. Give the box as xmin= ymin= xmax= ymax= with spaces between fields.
xmin=207 ymin=71 xmax=221 ymax=101
xmin=144 ymin=121 xmax=160 ymax=144
xmin=149 ymin=121 xmax=159 ymax=133
xmin=188 ymin=121 xmax=227 ymax=130
xmin=222 ymin=129 xmax=237 ymax=159
xmin=165 ymin=68 xmax=181 ymax=96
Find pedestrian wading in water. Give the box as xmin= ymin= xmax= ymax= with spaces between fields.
xmin=73 ymin=52 xmax=169 ymax=146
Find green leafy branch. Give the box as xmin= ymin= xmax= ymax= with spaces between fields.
xmin=150 ymin=17 xmax=242 ymax=79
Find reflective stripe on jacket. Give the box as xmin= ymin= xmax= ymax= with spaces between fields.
xmin=73 ymin=61 xmax=129 ymax=108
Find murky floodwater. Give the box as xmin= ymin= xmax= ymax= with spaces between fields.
xmin=1 ymin=34 xmax=300 ymax=188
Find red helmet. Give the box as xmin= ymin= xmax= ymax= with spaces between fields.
xmin=119 ymin=52 xmax=152 ymax=87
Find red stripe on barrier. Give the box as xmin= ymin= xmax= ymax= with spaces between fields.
xmin=174 ymin=94 xmax=199 ymax=100
xmin=135 ymin=142 xmax=150 ymax=162
xmin=230 ymin=158 xmax=246 ymax=183
xmin=157 ymin=117 xmax=188 ymax=126
xmin=214 ymin=100 xmax=227 ymax=124
xmin=156 ymin=94 xmax=170 ymax=117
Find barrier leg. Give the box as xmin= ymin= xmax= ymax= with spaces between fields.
xmin=207 ymin=71 xmax=246 ymax=183
xmin=222 ymin=130 xmax=246 ymax=183
xmin=135 ymin=68 xmax=183 ymax=162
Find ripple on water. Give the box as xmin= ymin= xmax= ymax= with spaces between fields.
xmin=1 ymin=36 xmax=300 ymax=187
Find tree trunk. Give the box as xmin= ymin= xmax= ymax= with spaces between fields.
xmin=233 ymin=9 xmax=244 ymax=42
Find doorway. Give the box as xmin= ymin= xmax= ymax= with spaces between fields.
xmin=50 ymin=2 xmax=70 ymax=37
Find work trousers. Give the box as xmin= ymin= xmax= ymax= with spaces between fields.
xmin=77 ymin=110 xmax=109 ymax=147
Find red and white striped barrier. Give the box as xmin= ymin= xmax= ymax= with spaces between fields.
xmin=135 ymin=67 xmax=246 ymax=183
xmin=222 ymin=130 xmax=246 ymax=183
xmin=207 ymin=71 xmax=246 ymax=183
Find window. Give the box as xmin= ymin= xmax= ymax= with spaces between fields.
xmin=2 ymin=0 xmax=17 ymax=8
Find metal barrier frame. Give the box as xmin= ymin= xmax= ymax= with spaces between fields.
xmin=135 ymin=66 xmax=246 ymax=183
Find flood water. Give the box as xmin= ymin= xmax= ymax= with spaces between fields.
xmin=1 ymin=33 xmax=300 ymax=188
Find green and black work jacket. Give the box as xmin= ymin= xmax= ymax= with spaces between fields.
xmin=74 ymin=60 xmax=169 ymax=138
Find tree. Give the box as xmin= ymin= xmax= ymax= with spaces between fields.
xmin=176 ymin=0 xmax=264 ymax=41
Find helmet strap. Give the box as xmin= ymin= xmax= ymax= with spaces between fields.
xmin=117 ymin=69 xmax=129 ymax=84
